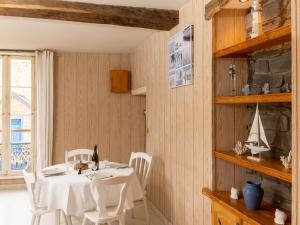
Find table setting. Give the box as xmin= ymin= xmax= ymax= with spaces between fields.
xmin=35 ymin=160 xmax=144 ymax=223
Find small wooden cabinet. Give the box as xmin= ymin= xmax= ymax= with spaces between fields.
xmin=212 ymin=203 xmax=242 ymax=225
xmin=110 ymin=70 xmax=130 ymax=93
xmin=203 ymin=189 xmax=291 ymax=225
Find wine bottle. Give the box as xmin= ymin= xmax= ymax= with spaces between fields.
xmin=92 ymin=144 xmax=99 ymax=170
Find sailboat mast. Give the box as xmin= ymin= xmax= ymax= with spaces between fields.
xmin=257 ymin=105 xmax=260 ymax=146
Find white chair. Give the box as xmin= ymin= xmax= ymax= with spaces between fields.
xmin=81 ymin=174 xmax=133 ymax=225
xmin=65 ymin=149 xmax=94 ymax=163
xmin=23 ymin=166 xmax=70 ymax=225
xmin=129 ymin=152 xmax=153 ymax=225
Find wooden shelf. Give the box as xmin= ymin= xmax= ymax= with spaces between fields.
xmin=202 ymin=188 xmax=291 ymax=225
xmin=214 ymin=24 xmax=291 ymax=58
xmin=215 ymin=93 xmax=291 ymax=104
xmin=214 ymin=150 xmax=292 ymax=183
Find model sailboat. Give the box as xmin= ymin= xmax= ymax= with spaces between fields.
xmin=245 ymin=104 xmax=270 ymax=162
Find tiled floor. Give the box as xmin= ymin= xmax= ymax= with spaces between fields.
xmin=0 ymin=189 xmax=167 ymax=225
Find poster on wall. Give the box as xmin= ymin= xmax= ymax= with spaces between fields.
xmin=168 ymin=25 xmax=193 ymax=89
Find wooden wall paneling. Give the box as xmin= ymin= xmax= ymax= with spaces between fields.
xmin=215 ymin=59 xmax=235 ymax=191
xmin=152 ymin=33 xmax=160 ymax=209
xmin=214 ymin=10 xmax=249 ymax=191
xmin=98 ymin=54 xmax=110 ymax=160
xmin=292 ymin=0 xmax=299 ymax=223
xmin=202 ymin=0 xmax=214 ymax=221
xmin=158 ymin=33 xmax=167 ymax=215
xmin=53 ymin=53 xmax=145 ymax=164
xmin=147 ymin=35 xmax=156 ymax=205
xmin=214 ymin=10 xmax=236 ymax=52
xmin=163 ymin=30 xmax=172 ymax=221
xmin=234 ymin=10 xmax=248 ymax=44
xmin=63 ymin=53 xmax=77 ymax=153
xmin=193 ymin=0 xmax=205 ymax=223
xmin=119 ymin=54 xmax=132 ymax=163
xmin=131 ymin=44 xmax=147 ymax=90
xmin=233 ymin=59 xmax=248 ymax=189
xmin=130 ymin=1 xmax=214 ymax=224
xmin=214 ymin=9 xmax=247 ymax=52
xmin=108 ymin=55 xmax=122 ymax=162
xmin=180 ymin=2 xmax=194 ymax=225
xmin=87 ymin=54 xmax=100 ymax=149
xmin=75 ymin=53 xmax=88 ymax=148
xmin=53 ymin=53 xmax=65 ymax=164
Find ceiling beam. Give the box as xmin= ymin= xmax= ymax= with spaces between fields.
xmin=0 ymin=0 xmax=179 ymax=31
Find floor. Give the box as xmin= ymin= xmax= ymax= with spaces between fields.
xmin=0 ymin=189 xmax=168 ymax=225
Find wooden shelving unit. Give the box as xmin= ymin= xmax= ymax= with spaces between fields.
xmin=215 ymin=93 xmax=291 ymax=104
xmin=202 ymin=188 xmax=291 ymax=225
xmin=214 ymin=150 xmax=292 ymax=183
xmin=214 ymin=24 xmax=291 ymax=58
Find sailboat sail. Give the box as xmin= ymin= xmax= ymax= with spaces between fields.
xmin=247 ymin=105 xmax=260 ymax=143
xmin=259 ymin=114 xmax=270 ymax=148
xmin=246 ymin=104 xmax=270 ymax=149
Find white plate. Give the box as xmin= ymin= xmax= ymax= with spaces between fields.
xmin=42 ymin=168 xmax=65 ymax=176
xmin=107 ymin=162 xmax=130 ymax=169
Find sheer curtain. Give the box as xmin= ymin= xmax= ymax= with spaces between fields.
xmin=35 ymin=50 xmax=54 ymax=170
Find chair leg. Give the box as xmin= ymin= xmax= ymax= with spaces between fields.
xmin=55 ymin=210 xmax=61 ymax=225
xmin=128 ymin=208 xmax=134 ymax=219
xmin=61 ymin=210 xmax=72 ymax=225
xmin=119 ymin=214 xmax=126 ymax=225
xmin=81 ymin=216 xmax=87 ymax=225
xmin=30 ymin=215 xmax=36 ymax=225
xmin=143 ymin=197 xmax=150 ymax=225
xmin=36 ymin=215 xmax=41 ymax=225
xmin=66 ymin=216 xmax=72 ymax=225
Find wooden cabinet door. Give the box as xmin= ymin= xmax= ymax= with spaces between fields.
xmin=212 ymin=203 xmax=242 ymax=225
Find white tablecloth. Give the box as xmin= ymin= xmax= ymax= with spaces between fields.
xmin=36 ymin=162 xmax=144 ymax=216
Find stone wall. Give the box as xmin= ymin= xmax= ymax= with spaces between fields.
xmin=245 ymin=45 xmax=292 ymax=211
xmin=245 ymin=0 xmax=291 ymax=39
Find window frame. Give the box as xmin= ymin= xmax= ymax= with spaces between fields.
xmin=0 ymin=53 xmax=36 ymax=177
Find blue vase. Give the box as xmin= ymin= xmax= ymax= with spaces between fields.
xmin=243 ymin=181 xmax=264 ymax=210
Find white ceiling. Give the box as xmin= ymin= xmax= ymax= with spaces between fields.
xmin=0 ymin=0 xmax=189 ymax=53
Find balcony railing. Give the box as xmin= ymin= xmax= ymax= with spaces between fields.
xmin=0 ymin=129 xmax=31 ymax=171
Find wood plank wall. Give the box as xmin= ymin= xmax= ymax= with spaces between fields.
xmin=130 ymin=0 xmax=213 ymax=224
xmin=292 ymin=0 xmax=299 ymax=223
xmin=213 ymin=10 xmax=249 ymax=191
xmin=52 ymin=53 xmax=146 ymax=164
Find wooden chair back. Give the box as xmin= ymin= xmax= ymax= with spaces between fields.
xmin=91 ymin=173 xmax=133 ymax=217
xmin=129 ymin=152 xmax=153 ymax=191
xmin=65 ymin=149 xmax=94 ymax=162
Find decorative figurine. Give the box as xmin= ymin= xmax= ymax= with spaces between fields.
xmin=233 ymin=141 xmax=248 ymax=155
xmin=281 ymin=83 xmax=291 ymax=93
xmin=274 ymin=209 xmax=287 ymax=225
xmin=250 ymin=0 xmax=263 ymax=39
xmin=228 ymin=64 xmax=237 ymax=96
xmin=280 ymin=150 xmax=292 ymax=169
xmin=230 ymin=187 xmax=239 ymax=200
xmin=262 ymin=83 xmax=271 ymax=94
xmin=242 ymin=84 xmax=252 ymax=96
xmin=245 ymin=104 xmax=271 ymax=162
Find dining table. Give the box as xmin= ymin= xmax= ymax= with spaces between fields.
xmin=35 ymin=161 xmax=144 ymax=225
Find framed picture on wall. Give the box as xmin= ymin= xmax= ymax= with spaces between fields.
xmin=168 ymin=25 xmax=194 ymax=88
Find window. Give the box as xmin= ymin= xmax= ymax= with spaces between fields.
xmin=0 ymin=54 xmax=35 ymax=176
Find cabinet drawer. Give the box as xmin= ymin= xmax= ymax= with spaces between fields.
xmin=212 ymin=203 xmax=242 ymax=225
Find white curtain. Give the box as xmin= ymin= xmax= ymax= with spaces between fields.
xmin=36 ymin=50 xmax=54 ymax=170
